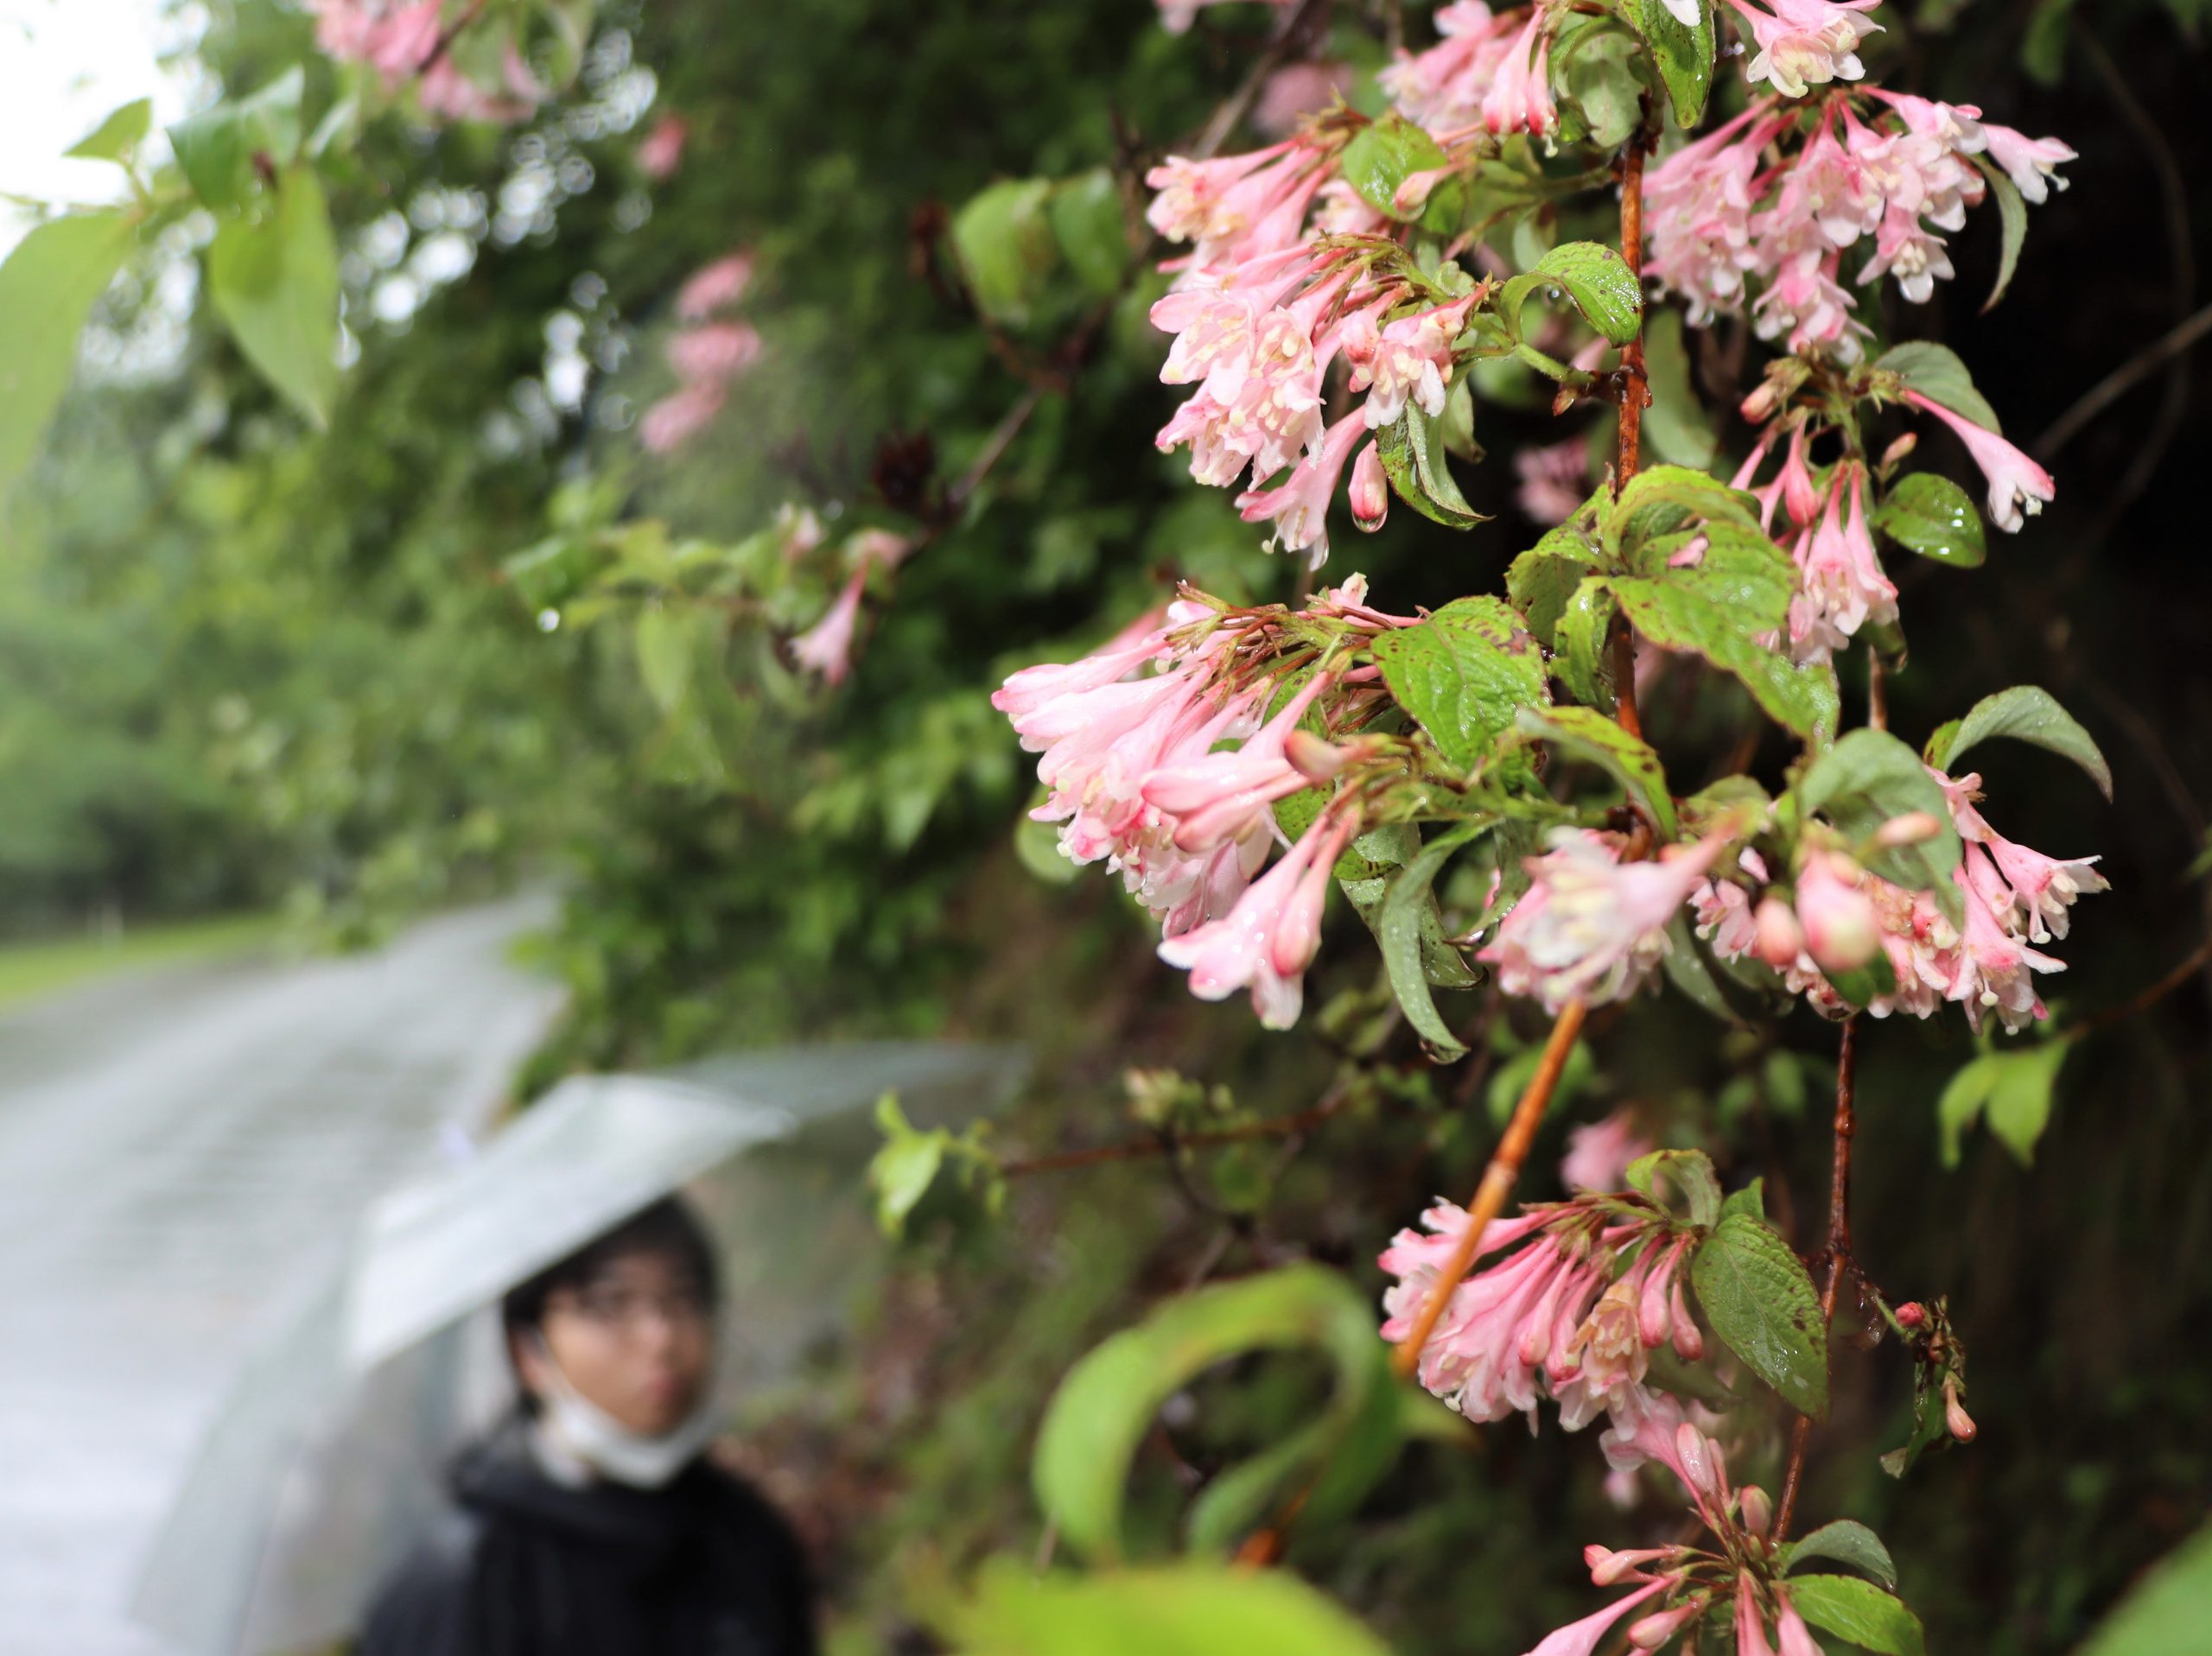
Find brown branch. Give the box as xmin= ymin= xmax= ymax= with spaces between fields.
xmin=2069 ymin=931 xmax=2212 ymax=1039
xmin=1389 ymin=998 xmax=1589 ymax=1380
xmin=1610 ymin=619 xmax=1643 ymax=739
xmin=2037 ymin=297 xmax=2212 ymax=462
xmin=1775 ymin=1016 xmax=1857 ymax=1541
xmin=999 ymin=1082 xmax=1357 ymax=1177
xmin=1613 ymin=122 xmax=1653 ymax=494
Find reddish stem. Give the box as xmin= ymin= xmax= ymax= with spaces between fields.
xmin=1775 ymin=1016 xmax=1857 ymax=1540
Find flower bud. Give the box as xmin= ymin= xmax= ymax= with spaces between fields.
xmin=1738 ymin=1484 xmax=1773 ymax=1537
xmin=1350 ymin=440 xmax=1389 ymax=533
xmin=1285 ymin=728 xmax=1352 ymax=782
xmin=1630 ymin=1597 xmax=1707 ymax=1649
xmin=1796 ymin=853 xmax=1880 ymax=974
xmin=1753 ymin=896 xmax=1805 ymax=968
xmin=1944 ymin=1376 xmax=1977 ymax=1443
xmin=1870 ymin=810 xmax=1943 ymax=850
xmin=1881 ymin=432 xmax=1919 ymax=468
xmin=1392 ymin=166 xmax=1451 ymax=214
xmin=1894 ymin=1300 xmax=1927 ymax=1330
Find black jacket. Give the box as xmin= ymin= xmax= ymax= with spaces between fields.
xmin=358 ymin=1420 xmax=818 ymax=1656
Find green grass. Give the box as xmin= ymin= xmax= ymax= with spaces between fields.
xmin=0 ymin=912 xmax=286 ymax=1012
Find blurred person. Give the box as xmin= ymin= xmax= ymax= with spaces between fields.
xmin=359 ymin=1198 xmax=817 ymax=1656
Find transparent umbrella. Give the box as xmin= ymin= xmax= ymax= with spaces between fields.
xmin=129 ymin=1041 xmax=1025 ymax=1656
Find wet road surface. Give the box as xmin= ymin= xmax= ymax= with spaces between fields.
xmin=0 ymin=901 xmax=563 ymax=1655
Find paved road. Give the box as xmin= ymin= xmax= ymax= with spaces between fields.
xmin=0 ymin=900 xmax=564 ymax=1655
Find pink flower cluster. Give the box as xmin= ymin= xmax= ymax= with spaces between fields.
xmin=1476 ymin=829 xmax=1732 ymax=1014
xmin=1143 ymin=2 xmax=1593 ymax=563
xmin=1644 ymin=93 xmax=2074 ymax=362
xmin=1695 ymin=770 xmax=2106 ymax=1031
xmin=995 ymin=579 xmax=1411 ymax=1026
xmin=1732 ymin=428 xmax=1895 ymax=662
xmin=315 ymin=1 xmax=545 ymax=124
xmin=1723 ymin=0 xmax=1880 ymax=99
xmin=1379 ymin=1197 xmax=1703 ymax=1433
xmin=640 ymin=253 xmax=762 ymax=455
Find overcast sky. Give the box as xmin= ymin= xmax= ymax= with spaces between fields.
xmin=0 ymin=0 xmax=203 ymax=249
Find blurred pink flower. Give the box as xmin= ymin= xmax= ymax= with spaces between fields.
xmin=638 ymin=380 xmax=727 ymax=453
xmin=637 ymin=114 xmax=689 ymax=180
xmin=676 ymin=252 xmax=756 ymax=321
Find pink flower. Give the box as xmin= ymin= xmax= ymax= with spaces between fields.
xmin=665 ymin=320 xmax=764 ymax=384
xmin=1904 ymin=392 xmax=2055 ymax=532
xmin=676 ymin=252 xmax=755 ymax=321
xmin=1560 ymin=1110 xmax=1653 ymax=1194
xmin=1235 ymin=410 xmax=1367 ymax=566
xmin=1786 ymin=463 xmax=1897 ymax=661
xmin=790 ymin=570 xmax=867 ymax=686
xmin=1381 ymin=1200 xmax=1700 ymax=1431
xmin=1141 ymin=672 xmax=1333 ymax=853
xmin=1981 ymin=121 xmax=2076 ymax=204
xmin=636 ymin=114 xmax=689 ymax=180
xmin=1481 ymin=830 xmax=1732 ymax=1014
xmin=845 ymin=528 xmax=914 ymax=572
xmin=1253 ymin=60 xmax=1354 ymax=137
xmin=1735 ymin=1576 xmax=1779 ymax=1656
xmin=1521 ymin=1577 xmax=1674 ymax=1656
xmin=1350 ymin=441 xmax=1389 ymax=531
xmin=1155 ymin=284 xmax=1338 ymax=491
xmin=1517 ymin=438 xmax=1593 ymax=526
xmin=991 ymin=609 xmax=1173 ymax=725
xmin=1342 ymin=295 xmax=1475 ymax=428
xmin=1482 ymin=9 xmax=1559 ymax=139
xmin=1776 ymin=1595 xmax=1825 ymax=1656
xmin=638 ymin=380 xmax=727 ymax=453
xmin=1382 ymin=2 xmax=1535 ymax=132
xmin=1642 ymin=108 xmax=1785 ymax=326
xmin=1626 ymin=1596 xmax=1711 ymax=1649
xmin=1725 ymin=0 xmax=1881 ymax=98
xmin=1157 ymin=802 xmax=1360 ymax=1027
xmin=1795 ymin=848 xmax=1880 ymax=972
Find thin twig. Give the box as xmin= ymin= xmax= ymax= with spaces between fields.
xmin=2037 ymin=297 xmax=2212 ymax=461
xmin=1389 ymin=999 xmax=1589 ymax=1380
xmin=1775 ymin=1016 xmax=1857 ymax=1541
xmin=999 ymin=1082 xmax=1357 ymax=1177
xmin=1191 ymin=0 xmax=1336 ymax=161
xmin=2069 ymin=931 xmax=2212 ymax=1038
xmin=1612 ymin=118 xmax=1653 ymax=493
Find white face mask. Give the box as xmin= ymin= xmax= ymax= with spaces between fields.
xmin=529 ymin=1335 xmax=721 ymax=1489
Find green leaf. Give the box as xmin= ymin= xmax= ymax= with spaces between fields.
xmin=1661 ymin=912 xmax=1743 ymax=1025
xmin=1825 ymin=945 xmax=1897 ymax=1012
xmin=1974 ymin=154 xmax=2028 ymax=314
xmin=168 ymin=66 xmax=305 ymax=211
xmin=1785 ymin=1520 xmax=1899 ymax=1589
xmin=868 ymin=1094 xmax=944 ymax=1237
xmin=945 ymin=1561 xmax=1396 ymax=1656
xmin=951 ymin=177 xmax=1058 ymax=327
xmin=1339 ymin=114 xmax=1449 ymax=219
xmin=1785 ymin=1575 xmax=1927 ymax=1656
xmin=1641 ymin=310 xmax=1718 ymax=469
xmin=0 ymin=211 xmax=135 ymax=501
xmin=1554 ymin=575 xmax=1618 ymax=711
xmin=66 ymin=97 xmax=154 ymax=162
xmin=207 ymin=168 xmax=341 ymax=427
xmin=1515 ymin=705 xmax=1677 ymax=836
xmin=2078 ymin=1520 xmax=2212 ymax=1656
xmin=1610 ymin=524 xmax=1836 ymax=740
xmin=1624 ymin=1146 xmax=1722 ymax=1227
xmin=1032 ymin=1266 xmax=1395 ymax=1564
xmin=1049 ymin=168 xmax=1129 ymax=296
xmin=1500 ymin=241 xmax=1643 ymax=346
xmin=1691 ymin=1210 xmax=1828 ymax=1418
xmin=2021 ymin=0 xmax=2077 ymax=86
xmin=1507 ymin=530 xmax=1602 ymax=647
xmin=634 ymin=606 xmax=694 ymax=713
xmin=1872 ymin=473 xmax=1986 ymax=568
xmin=1925 ymin=684 xmax=2112 ymax=800
xmin=1719 ymin=1177 xmax=1766 ymax=1223
xmin=1612 ymin=465 xmax=1762 ymax=561
xmin=1375 ymin=402 xmax=1488 ymax=529
xmin=1370 ymin=596 xmax=1547 ymax=772
xmin=1559 ymin=29 xmax=1642 ymax=149
xmin=1798 ymin=727 xmax=1964 ymax=923
xmin=1938 ymin=1041 xmax=2068 ymax=1166
xmin=1874 ymin=340 xmax=2003 ymax=434
xmin=1630 ymin=0 xmax=1716 ymax=127
xmin=1378 ymin=822 xmax=1490 ymax=1059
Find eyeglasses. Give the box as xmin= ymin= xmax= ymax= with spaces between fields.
xmin=548 ymin=1283 xmax=713 ymax=1332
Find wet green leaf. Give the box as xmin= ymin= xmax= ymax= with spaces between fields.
xmin=1872 ymin=472 xmax=1986 ymax=567
xmin=1629 ymin=0 xmax=1716 ymax=126
xmin=1786 ymin=1575 xmax=1926 ymax=1656
xmin=1691 ymin=1210 xmax=1829 ymax=1417
xmin=1370 ymin=595 xmax=1547 ymax=771
xmin=1926 ymin=684 xmax=2112 ymax=800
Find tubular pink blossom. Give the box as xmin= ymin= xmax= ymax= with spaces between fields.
xmin=1517 ymin=438 xmax=1593 ymax=525
xmin=1482 ymin=9 xmax=1559 ymax=138
xmin=665 ymin=320 xmax=764 ymax=384
xmin=1521 ymin=1577 xmax=1674 ymax=1656
xmin=789 ymin=571 xmax=868 ymax=686
xmin=1776 ymin=1595 xmax=1825 ymax=1656
xmin=1157 ymin=802 xmax=1359 ymax=1027
xmin=1627 ymin=1596 xmax=1708 ymax=1650
xmin=1735 ymin=1577 xmax=1779 ymax=1656
xmin=1235 ymin=410 xmax=1368 ymax=566
xmin=677 ymin=252 xmax=755 ymax=320
xmin=1350 ymin=441 xmax=1390 ymax=531
xmin=638 ymin=380 xmax=727 ymax=453
xmin=1726 ymin=0 xmax=1881 ymax=98
xmin=1481 ymin=830 xmax=1735 ymax=1013
xmin=1142 ymin=671 xmax=1334 ymax=852
xmin=1560 ymin=1109 xmax=1652 ymax=1193
xmin=1903 ymin=392 xmax=2055 ymax=532
xmin=636 ymin=114 xmax=689 ymax=180
xmin=1981 ymin=122 xmax=2076 ymax=204
xmin=1343 ymin=295 xmax=1476 ymax=428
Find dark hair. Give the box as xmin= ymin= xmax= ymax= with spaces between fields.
xmin=501 ymin=1195 xmax=721 ymax=1343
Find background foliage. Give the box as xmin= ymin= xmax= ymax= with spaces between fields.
xmin=7 ymin=0 xmax=2212 ymax=1649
